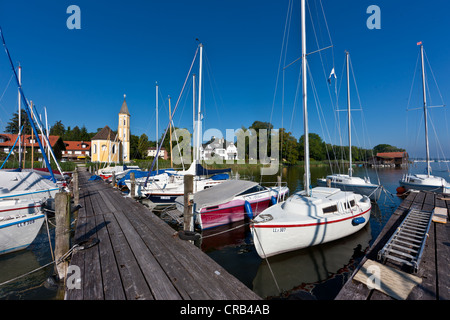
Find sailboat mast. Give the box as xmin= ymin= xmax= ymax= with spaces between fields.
xmin=301 ymin=0 xmax=310 ymax=196
xmin=156 ymin=82 xmax=159 ymax=172
xmin=346 ymin=51 xmax=352 ymax=177
xmin=196 ymin=43 xmax=203 ymax=164
xmin=193 ymin=73 xmax=196 ymax=158
xmin=420 ymin=44 xmax=431 ymax=176
xmin=169 ymin=95 xmax=173 ymax=168
xmin=18 ymin=65 xmax=22 ymax=168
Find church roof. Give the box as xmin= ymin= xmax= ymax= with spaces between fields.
xmin=92 ymin=126 xmax=116 ymax=141
xmin=119 ymin=94 xmax=130 ymax=116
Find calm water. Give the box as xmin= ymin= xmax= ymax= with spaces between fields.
xmin=0 ymin=161 xmax=448 ymax=300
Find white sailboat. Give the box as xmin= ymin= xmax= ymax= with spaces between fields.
xmin=0 ymin=198 xmax=45 ymax=255
xmin=399 ymin=44 xmax=450 ymax=194
xmin=317 ymin=51 xmax=381 ymax=201
xmin=126 ymin=44 xmax=230 ymax=203
xmin=251 ymin=0 xmax=371 ymax=259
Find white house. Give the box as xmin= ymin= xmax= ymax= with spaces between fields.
xmin=200 ymin=137 xmax=238 ymax=161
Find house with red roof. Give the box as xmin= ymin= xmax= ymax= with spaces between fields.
xmin=62 ymin=141 xmax=91 ymax=161
xmin=0 ymin=133 xmax=65 ymax=161
xmin=372 ymin=151 xmax=409 ymax=167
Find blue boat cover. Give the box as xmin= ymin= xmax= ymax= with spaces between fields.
xmin=195 ymin=164 xmax=231 ymax=176
xmin=210 ymin=174 xmax=229 ymax=180
xmin=117 ymin=169 xmax=174 ymax=187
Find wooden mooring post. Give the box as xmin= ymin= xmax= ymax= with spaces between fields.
xmin=73 ymin=167 xmax=79 ymax=206
xmin=183 ymin=174 xmax=194 ymax=232
xmin=130 ymin=171 xmax=135 ymax=198
xmin=55 ymin=191 xmax=71 ymax=281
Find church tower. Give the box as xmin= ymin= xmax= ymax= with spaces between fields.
xmin=118 ymin=94 xmax=131 ymax=163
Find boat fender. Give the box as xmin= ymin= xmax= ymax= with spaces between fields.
xmin=271 ymin=196 xmax=277 ymax=206
xmin=178 ymin=230 xmax=201 ymax=241
xmin=244 ymin=200 xmax=253 ymax=219
xmin=396 ymin=186 xmax=406 ymax=194
xmin=352 ymin=217 xmax=366 ymax=226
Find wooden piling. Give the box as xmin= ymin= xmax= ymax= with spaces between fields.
xmin=73 ymin=167 xmax=79 ymax=206
xmin=183 ymin=174 xmax=194 ymax=232
xmin=55 ymin=191 xmax=71 ymax=281
xmin=130 ymin=171 xmax=135 ymax=198
xmin=112 ymin=171 xmax=116 ymax=188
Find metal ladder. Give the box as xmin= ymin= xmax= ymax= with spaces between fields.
xmin=378 ymin=208 xmax=433 ymax=273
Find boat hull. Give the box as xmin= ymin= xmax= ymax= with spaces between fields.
xmin=199 ymin=199 xmax=272 ymax=230
xmin=0 ymin=201 xmax=45 ymax=255
xmin=399 ymin=180 xmax=450 ymax=194
xmin=251 ymin=207 xmax=371 ymax=258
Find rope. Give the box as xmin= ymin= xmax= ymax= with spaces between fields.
xmin=0 ymin=243 xmax=81 ymax=288
xmin=251 ymin=223 xmax=282 ymax=295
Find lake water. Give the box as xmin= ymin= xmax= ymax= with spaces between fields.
xmin=0 ymin=161 xmax=448 ymax=300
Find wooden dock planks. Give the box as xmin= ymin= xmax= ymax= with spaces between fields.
xmin=335 ymin=190 xmax=450 ymax=300
xmin=65 ymin=170 xmax=260 ymax=300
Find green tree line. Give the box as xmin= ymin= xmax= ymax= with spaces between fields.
xmin=4 ymin=113 xmax=405 ymax=163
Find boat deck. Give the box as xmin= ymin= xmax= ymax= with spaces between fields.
xmin=335 ymin=190 xmax=450 ymax=300
xmin=65 ymin=169 xmax=260 ymax=300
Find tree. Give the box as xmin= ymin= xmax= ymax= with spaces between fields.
xmin=137 ymin=134 xmax=149 ymax=159
xmin=373 ymin=144 xmax=405 ymax=154
xmin=5 ymin=110 xmax=32 ymax=135
xmin=298 ymin=133 xmax=326 ymax=161
xmin=279 ymin=128 xmax=299 ymax=164
xmin=50 ymin=120 xmax=65 ymax=137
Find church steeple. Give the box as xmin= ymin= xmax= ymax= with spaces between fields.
xmin=119 ymin=94 xmax=130 ymax=116
xmin=118 ymin=94 xmax=131 ymax=163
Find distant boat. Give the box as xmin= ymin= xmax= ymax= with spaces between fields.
xmin=0 ymin=198 xmax=45 ymax=255
xmin=176 ymin=179 xmax=289 ymax=230
xmin=128 ymin=161 xmax=230 ymax=205
xmin=251 ymin=0 xmax=371 ymax=259
xmin=399 ymin=44 xmax=450 ymax=194
xmin=317 ymin=51 xmax=381 ymax=201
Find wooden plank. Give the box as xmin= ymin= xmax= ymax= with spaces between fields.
xmin=102 ymin=212 xmax=154 ymax=300
xmin=353 ymin=259 xmax=422 ymax=300
xmin=111 ymin=207 xmax=182 ymax=300
xmin=99 ymin=188 xmax=237 ymax=300
xmin=67 ymin=171 xmax=260 ymax=300
xmin=80 ymin=189 xmax=104 ymax=300
xmin=98 ymin=189 xmax=207 ymax=299
xmin=93 ymin=212 xmax=126 ymax=300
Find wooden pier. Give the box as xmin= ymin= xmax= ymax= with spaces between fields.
xmin=64 ymin=170 xmax=260 ymax=300
xmin=336 ymin=190 xmax=449 ymax=300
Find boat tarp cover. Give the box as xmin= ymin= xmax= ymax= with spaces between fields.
xmin=177 ymin=180 xmax=258 ymax=210
xmin=0 ymin=171 xmax=57 ymax=194
xmin=117 ymin=169 xmax=173 ymax=186
xmin=195 ymin=164 xmax=231 ymax=176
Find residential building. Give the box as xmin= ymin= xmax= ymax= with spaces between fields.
xmin=147 ymin=147 xmax=168 ymax=160
xmin=0 ymin=133 xmax=65 ymax=161
xmin=62 ymin=141 xmax=91 ymax=161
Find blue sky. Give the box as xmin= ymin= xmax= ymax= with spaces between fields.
xmin=0 ymin=0 xmax=449 ymax=158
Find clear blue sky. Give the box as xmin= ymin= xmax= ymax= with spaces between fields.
xmin=0 ymin=0 xmax=449 ymax=158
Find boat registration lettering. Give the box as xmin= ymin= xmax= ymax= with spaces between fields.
xmin=272 ymin=227 xmax=286 ymax=233
xmin=17 ymin=220 xmax=35 ymax=228
xmin=161 ymin=196 xmax=171 ymax=200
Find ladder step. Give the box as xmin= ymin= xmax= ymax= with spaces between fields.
xmin=382 ymin=254 xmax=415 ymax=267
xmin=390 ymin=238 xmax=421 ymax=248
xmin=395 ymin=234 xmax=423 ymax=244
xmin=378 ymin=207 xmax=433 ymax=272
xmin=387 ymin=243 xmax=419 ymax=254
xmin=385 ymin=248 xmax=416 ymax=260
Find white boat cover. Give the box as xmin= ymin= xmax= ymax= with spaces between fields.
xmin=0 ymin=171 xmax=57 ymax=195
xmin=176 ymin=179 xmax=258 ymax=210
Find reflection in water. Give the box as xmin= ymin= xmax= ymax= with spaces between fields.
xmin=252 ymin=223 xmax=372 ymax=299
